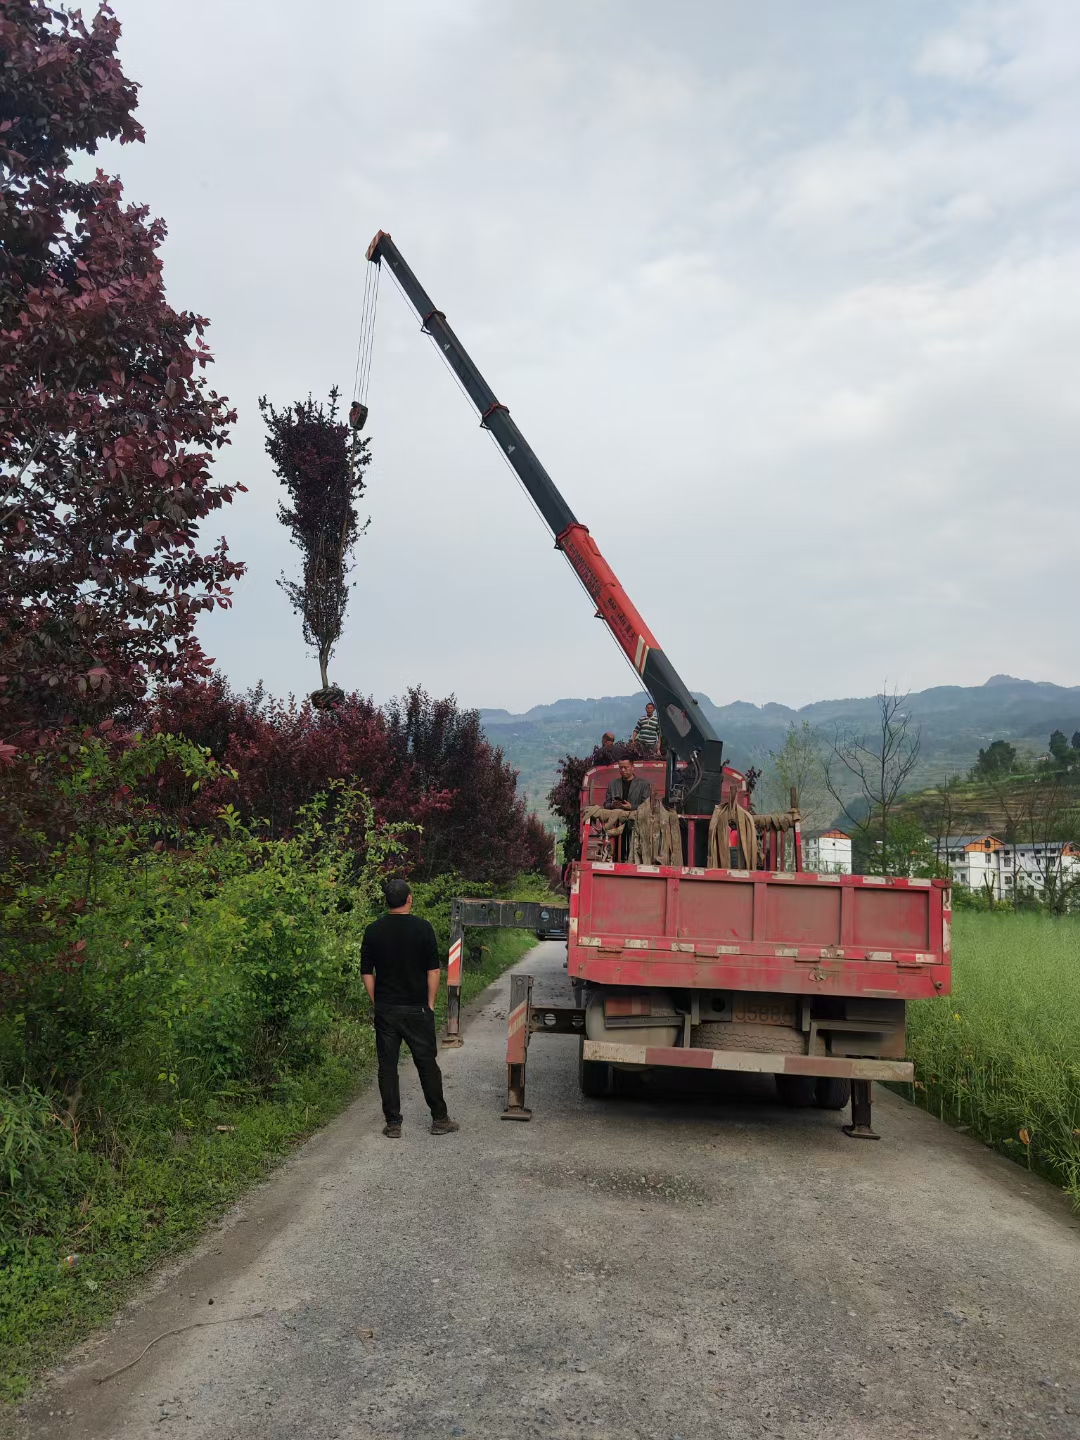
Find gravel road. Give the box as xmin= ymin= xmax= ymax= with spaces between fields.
xmin=16 ymin=942 xmax=1080 ymax=1440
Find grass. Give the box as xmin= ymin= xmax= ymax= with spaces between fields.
xmin=0 ymin=927 xmax=535 ymax=1405
xmin=905 ymin=911 xmax=1080 ymax=1207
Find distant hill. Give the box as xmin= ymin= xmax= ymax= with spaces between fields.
xmin=482 ymin=677 xmax=1080 ymax=817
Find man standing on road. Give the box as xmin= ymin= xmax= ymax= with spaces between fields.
xmin=633 ymin=702 xmax=661 ymax=754
xmin=361 ymin=879 xmax=459 ymax=1139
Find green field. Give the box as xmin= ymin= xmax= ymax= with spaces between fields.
xmin=906 ymin=912 xmax=1080 ymax=1206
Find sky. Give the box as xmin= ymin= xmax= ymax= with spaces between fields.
xmin=96 ymin=0 xmax=1080 ymax=713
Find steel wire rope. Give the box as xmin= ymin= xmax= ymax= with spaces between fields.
xmin=352 ymin=262 xmax=374 ymax=404
xmin=358 ymin=260 xmax=381 ymax=404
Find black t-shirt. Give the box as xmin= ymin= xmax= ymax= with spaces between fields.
xmin=360 ymin=913 xmax=441 ymax=1007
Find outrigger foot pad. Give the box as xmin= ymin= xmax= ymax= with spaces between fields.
xmin=843 ymin=1079 xmax=879 ymax=1139
xmin=842 ymin=1121 xmax=880 ymax=1140
xmin=500 ymin=1106 xmax=532 ymax=1122
xmin=442 ymin=1035 xmax=464 ymax=1049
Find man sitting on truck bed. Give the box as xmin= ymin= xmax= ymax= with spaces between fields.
xmin=602 ymin=758 xmax=653 ymax=862
xmin=605 ymin=757 xmax=652 ymax=811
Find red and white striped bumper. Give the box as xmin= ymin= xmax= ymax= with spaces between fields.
xmin=581 ymin=1041 xmax=912 ymax=1083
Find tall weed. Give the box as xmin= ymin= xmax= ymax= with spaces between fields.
xmin=906 ymin=911 xmax=1080 ymax=1206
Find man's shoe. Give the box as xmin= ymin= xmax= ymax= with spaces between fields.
xmin=430 ymin=1117 xmax=459 ymax=1136
xmin=382 ymin=1122 xmax=402 ymax=1138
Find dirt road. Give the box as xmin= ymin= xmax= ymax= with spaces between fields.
xmin=17 ymin=942 xmax=1080 ymax=1439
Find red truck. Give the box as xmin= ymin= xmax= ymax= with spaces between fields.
xmin=363 ymin=232 xmax=951 ymax=1138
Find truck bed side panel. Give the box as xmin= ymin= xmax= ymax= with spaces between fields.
xmin=569 ymin=865 xmax=951 ymax=1000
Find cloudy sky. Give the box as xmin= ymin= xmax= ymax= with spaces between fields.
xmin=99 ymin=0 xmax=1080 ymax=712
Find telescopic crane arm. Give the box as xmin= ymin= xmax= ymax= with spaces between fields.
xmin=365 ymin=231 xmax=724 ymax=802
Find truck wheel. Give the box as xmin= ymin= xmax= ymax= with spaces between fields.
xmin=775 ymin=1074 xmax=816 ymax=1107
xmin=813 ymin=1077 xmax=851 ymax=1110
xmin=579 ymin=1037 xmax=610 ymax=1098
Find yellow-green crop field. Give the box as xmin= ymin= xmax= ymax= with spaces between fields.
xmin=906 ymin=911 xmax=1080 ymax=1207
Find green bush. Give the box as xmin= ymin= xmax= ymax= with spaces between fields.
xmin=0 ymin=733 xmax=547 ymax=1400
xmin=0 ymin=1086 xmax=74 ymax=1238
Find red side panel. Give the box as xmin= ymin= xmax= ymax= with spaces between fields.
xmin=851 ymin=887 xmax=930 ymax=950
xmin=592 ymin=873 xmax=666 ymax=935
xmin=569 ymin=864 xmax=951 ymax=1001
xmin=679 ymin=880 xmax=755 ymax=941
xmin=764 ymin=883 xmax=840 ymax=945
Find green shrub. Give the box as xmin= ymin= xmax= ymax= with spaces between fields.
xmin=0 ymin=1086 xmax=75 ymax=1238
xmin=0 ymin=732 xmax=550 ymax=1399
xmin=2 ymin=757 xmax=409 ymax=1107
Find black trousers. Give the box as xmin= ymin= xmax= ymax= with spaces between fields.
xmin=374 ymin=1005 xmax=448 ymax=1125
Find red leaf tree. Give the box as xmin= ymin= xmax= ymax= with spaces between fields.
xmin=384 ymin=688 xmax=553 ymax=884
xmin=260 ymin=388 xmax=370 ymax=700
xmin=153 ymin=677 xmax=554 ymax=887
xmin=0 ymin=0 xmax=242 ymax=738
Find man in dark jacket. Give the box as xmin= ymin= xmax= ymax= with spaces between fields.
xmin=361 ymin=879 xmax=459 ymax=1138
xmin=604 ymin=757 xmax=652 ymax=812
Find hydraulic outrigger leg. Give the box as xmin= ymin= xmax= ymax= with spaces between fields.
xmin=501 ymin=973 xmax=534 ymax=1120
xmin=500 ymin=973 xmax=587 ymax=1120
xmin=843 ymin=1079 xmax=881 ymax=1140
xmin=443 ymin=927 xmax=464 ymax=1049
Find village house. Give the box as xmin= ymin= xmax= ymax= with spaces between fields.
xmin=942 ymin=834 xmax=1080 ymax=900
xmin=803 ymin=829 xmax=853 ymax=874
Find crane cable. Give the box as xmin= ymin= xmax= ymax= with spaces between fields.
xmin=352 ymin=259 xmax=381 ymax=409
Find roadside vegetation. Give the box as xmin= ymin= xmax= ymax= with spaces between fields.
xmin=0 ymin=8 xmax=554 ymax=1401
xmin=0 ymin=735 xmax=546 ymax=1399
xmin=905 ymin=912 xmax=1080 ymax=1208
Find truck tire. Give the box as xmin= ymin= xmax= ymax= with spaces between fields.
xmin=774 ymin=1074 xmax=816 ymax=1107
xmin=578 ymin=1037 xmax=610 ymax=1098
xmin=813 ymin=1077 xmax=851 ymax=1110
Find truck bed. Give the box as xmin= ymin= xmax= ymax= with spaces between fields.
xmin=568 ymin=861 xmax=951 ymax=1001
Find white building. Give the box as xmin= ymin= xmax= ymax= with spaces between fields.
xmin=943 ymin=834 xmax=1080 ymax=901
xmin=804 ymin=830 xmax=853 ymax=874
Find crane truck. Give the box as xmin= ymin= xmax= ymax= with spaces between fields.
xmin=364 ymin=231 xmax=951 ymax=1139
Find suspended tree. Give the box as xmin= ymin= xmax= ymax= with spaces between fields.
xmin=0 ymin=0 xmax=242 ymax=737
xmin=260 ymin=388 xmax=371 ymax=701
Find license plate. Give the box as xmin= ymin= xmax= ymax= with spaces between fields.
xmin=732 ymin=996 xmax=797 ymax=1026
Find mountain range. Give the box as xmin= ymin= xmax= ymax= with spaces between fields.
xmin=480 ymin=676 xmax=1080 ymax=816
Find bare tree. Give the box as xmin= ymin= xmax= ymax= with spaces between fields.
xmin=825 ymin=688 xmax=922 ymax=874
xmin=760 ymin=721 xmax=831 ymax=831
xmin=1013 ymin=771 xmax=1079 ymax=912
xmin=909 ymin=771 xmax=966 ymax=873
xmin=966 ymin=752 xmax=1080 ymax=910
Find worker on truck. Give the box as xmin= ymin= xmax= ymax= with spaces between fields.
xmin=602 ymin=758 xmax=651 ymax=862
xmin=633 ymin=702 xmax=661 ymax=754
xmin=604 ymin=757 xmax=651 ymax=812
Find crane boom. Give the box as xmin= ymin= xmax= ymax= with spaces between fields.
xmin=366 ymin=230 xmax=724 ymax=803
